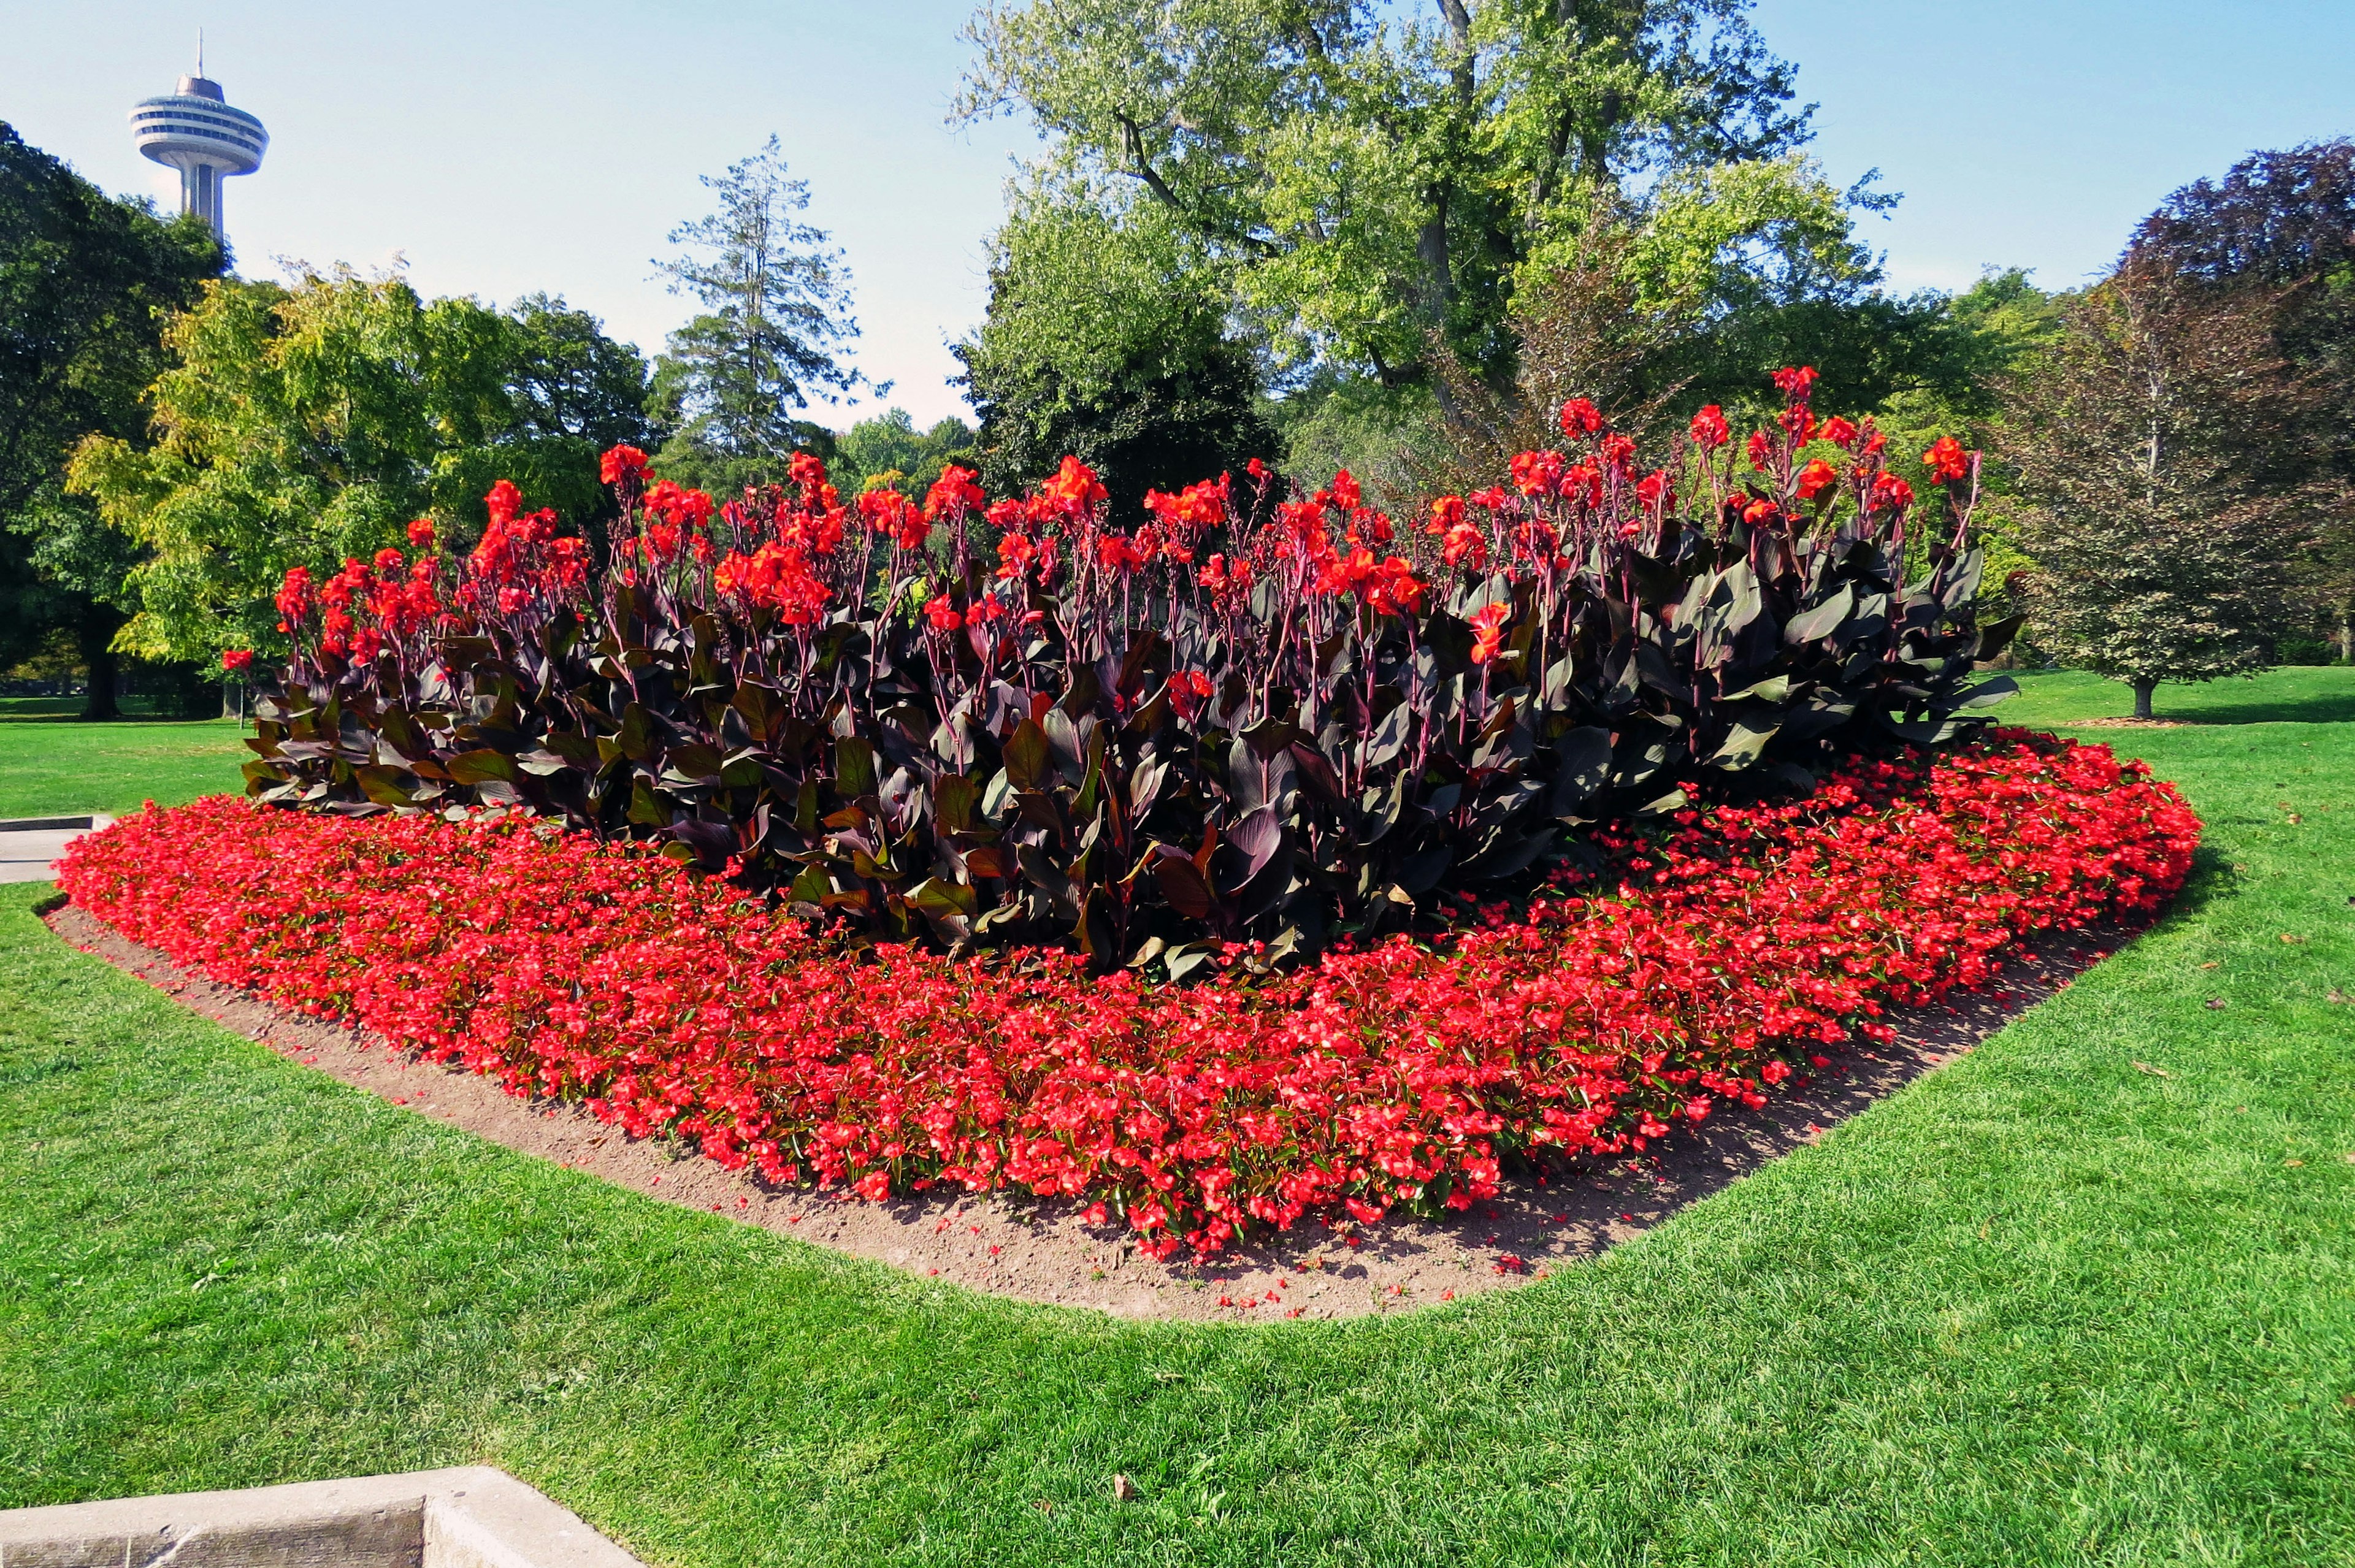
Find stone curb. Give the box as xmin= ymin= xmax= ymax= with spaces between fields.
xmin=0 ymin=1467 xmax=648 ymax=1568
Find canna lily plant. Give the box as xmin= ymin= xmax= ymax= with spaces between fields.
xmin=242 ymin=366 xmax=2018 ymax=968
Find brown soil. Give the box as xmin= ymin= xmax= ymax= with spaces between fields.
xmin=44 ymin=902 xmax=2115 ymax=1323
xmin=2074 ymin=717 xmax=2194 ymax=729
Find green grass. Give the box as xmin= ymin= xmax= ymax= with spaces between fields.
xmin=1 ymin=693 xmax=2351 ymax=1564
xmin=0 ymin=717 xmax=248 ymax=819
xmin=2002 ymin=665 xmax=2355 ymax=727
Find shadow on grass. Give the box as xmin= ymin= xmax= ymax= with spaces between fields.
xmin=2151 ymin=844 xmax=2238 ymax=927
xmin=2157 ymin=688 xmax=2355 ymax=725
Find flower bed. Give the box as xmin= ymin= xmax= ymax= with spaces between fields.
xmin=60 ymin=732 xmax=2196 ymax=1258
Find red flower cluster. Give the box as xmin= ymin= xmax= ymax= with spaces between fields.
xmin=61 ymin=734 xmax=2196 ymax=1258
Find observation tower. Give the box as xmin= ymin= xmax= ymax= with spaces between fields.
xmin=129 ymin=42 xmax=267 ymax=239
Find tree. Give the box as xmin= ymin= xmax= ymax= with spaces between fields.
xmin=0 ymin=121 xmax=221 ymax=715
xmin=957 ymin=0 xmax=1822 ymax=406
xmin=955 ymin=193 xmax=1276 ymax=515
xmin=833 ymin=407 xmax=978 ymax=494
xmin=651 ymin=137 xmax=866 ymax=493
xmin=70 ymin=267 xmax=651 ymax=663
xmin=2001 ymin=253 xmax=2338 ymax=719
xmin=2131 ymin=139 xmax=2355 ymax=660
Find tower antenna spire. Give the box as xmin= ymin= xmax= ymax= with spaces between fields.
xmin=197 ymin=28 xmax=204 ymax=75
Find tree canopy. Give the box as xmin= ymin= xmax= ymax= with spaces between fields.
xmin=0 ymin=120 xmax=223 ymax=711
xmin=2131 ymin=138 xmax=2355 ymax=659
xmin=833 ymin=407 xmax=978 ymax=495
xmin=957 ymin=0 xmax=1841 ymax=400
xmin=955 ymin=193 xmax=1277 ymax=513
xmin=70 ymin=268 xmax=652 ymax=662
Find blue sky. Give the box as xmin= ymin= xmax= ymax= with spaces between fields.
xmin=4 ymin=1 xmax=2351 ymax=430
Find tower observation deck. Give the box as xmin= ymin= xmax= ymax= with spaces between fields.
xmin=131 ymin=51 xmax=266 ymax=239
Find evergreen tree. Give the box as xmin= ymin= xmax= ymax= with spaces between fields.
xmin=651 ymin=138 xmax=866 ymax=492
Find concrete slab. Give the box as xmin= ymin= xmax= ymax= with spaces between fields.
xmin=0 ymin=1467 xmax=647 ymax=1568
xmin=0 ymin=816 xmax=111 ymax=884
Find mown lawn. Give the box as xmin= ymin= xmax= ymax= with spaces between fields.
xmin=0 ymin=717 xmax=248 ymax=819
xmin=1 ymin=675 xmax=2351 ymax=1566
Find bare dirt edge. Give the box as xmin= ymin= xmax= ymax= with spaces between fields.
xmin=44 ymin=901 xmax=2120 ymax=1323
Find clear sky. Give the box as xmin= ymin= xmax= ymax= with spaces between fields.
xmin=4 ymin=1 xmax=2352 ymax=432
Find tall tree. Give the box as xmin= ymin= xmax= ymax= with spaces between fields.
xmin=2001 ymin=253 xmax=2338 ymax=718
xmin=70 ymin=268 xmax=651 ymax=663
xmin=0 ymin=121 xmax=221 ymax=715
xmin=956 ymin=0 xmax=1821 ymax=406
xmin=2131 ymin=139 xmax=2355 ymax=659
xmin=651 ymin=137 xmax=866 ymax=492
xmin=955 ymin=193 xmax=1276 ymax=513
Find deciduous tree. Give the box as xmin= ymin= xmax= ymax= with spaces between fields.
xmin=0 ymin=121 xmax=221 ymax=714
xmin=69 ymin=269 xmax=650 ymax=662
xmin=2132 ymin=139 xmax=2355 ymax=660
xmin=2002 ymin=254 xmax=2338 ymax=718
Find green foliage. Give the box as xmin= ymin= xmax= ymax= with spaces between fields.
xmin=955 ymin=194 xmax=1275 ymax=514
xmin=0 ymin=121 xmax=222 ymax=711
xmin=833 ymin=407 xmax=978 ymax=495
xmin=66 ymin=270 xmax=649 ymax=664
xmin=1263 ymin=372 xmax=1438 ymax=514
xmin=957 ymin=0 xmax=1831 ymax=399
xmin=651 ymin=137 xmax=864 ymax=494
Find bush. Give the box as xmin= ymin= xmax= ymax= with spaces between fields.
xmin=239 ymin=369 xmax=2018 ymax=966
xmin=63 ymin=737 xmax=2197 ymax=1254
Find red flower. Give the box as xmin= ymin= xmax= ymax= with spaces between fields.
xmin=1508 ymin=449 xmax=1566 ymax=498
xmin=406 ymin=518 xmax=436 ymax=549
xmin=1796 ymin=459 xmax=1839 ymax=502
xmin=924 ymin=595 xmax=963 ymax=632
xmin=1923 ymin=436 xmax=1972 ymax=485
xmin=1688 ymin=405 xmax=1729 ymax=449
xmin=1041 ymin=455 xmax=1108 ymax=514
xmin=1771 ymin=364 xmax=1819 ymax=398
xmin=600 ymin=445 xmax=651 ymax=485
xmin=924 ymin=464 xmax=987 ymax=521
xmin=1468 ymin=602 xmax=1511 ymax=665
xmin=220 ymin=649 xmax=253 ymax=674
xmin=1560 ymin=397 xmax=1604 ymax=437
xmin=484 ymin=480 xmax=522 ymax=527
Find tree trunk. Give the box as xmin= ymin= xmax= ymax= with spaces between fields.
xmin=2338 ymin=600 xmax=2353 ymax=666
xmin=77 ymin=599 xmax=124 ymax=721
xmin=2132 ymin=677 xmax=2156 ymax=721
